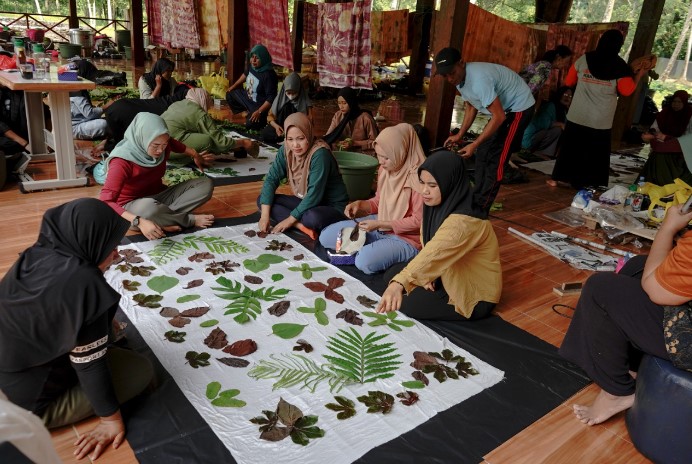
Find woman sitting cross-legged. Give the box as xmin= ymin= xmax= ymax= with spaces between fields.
xmin=0 ymin=198 xmax=154 ymax=461
xmin=376 ymin=150 xmax=502 ymax=320
xmin=319 ymin=123 xmax=425 ymax=274
xmin=161 ymin=88 xmax=256 ymax=158
xmin=258 ymin=112 xmax=349 ymax=240
xmin=70 ymin=60 xmax=110 ymax=141
xmin=99 ymin=113 xmax=216 ymax=241
xmin=323 ymin=87 xmax=378 ymax=154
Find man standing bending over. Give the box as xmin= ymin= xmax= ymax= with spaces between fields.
xmin=437 ymin=47 xmax=535 ymax=217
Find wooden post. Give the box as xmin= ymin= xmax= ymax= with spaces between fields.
xmin=611 ymin=0 xmax=665 ymax=149
xmin=535 ymin=0 xmax=573 ymax=23
xmin=68 ymin=0 xmax=78 ymax=29
xmin=226 ymin=0 xmax=250 ymax=81
xmin=130 ymin=0 xmax=145 ymax=67
xmin=292 ymin=0 xmax=305 ymax=72
xmin=423 ymin=0 xmax=470 ymax=148
xmin=408 ymin=0 xmax=434 ymax=96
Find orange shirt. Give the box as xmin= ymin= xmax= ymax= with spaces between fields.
xmin=656 ymin=231 xmax=692 ymax=299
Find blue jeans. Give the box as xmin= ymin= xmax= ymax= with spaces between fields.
xmin=319 ymin=215 xmax=419 ymax=274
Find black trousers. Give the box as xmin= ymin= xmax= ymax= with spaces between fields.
xmin=559 ymin=255 xmax=669 ymax=396
xmin=383 ymin=263 xmax=495 ymax=321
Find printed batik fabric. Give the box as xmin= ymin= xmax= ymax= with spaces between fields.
xmin=248 ymin=0 xmax=294 ymax=70
xmin=317 ymin=0 xmax=373 ymax=90
xmin=160 ymin=0 xmax=200 ymax=49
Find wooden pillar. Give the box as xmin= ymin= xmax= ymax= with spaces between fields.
xmin=68 ymin=0 xmax=78 ymax=29
xmin=423 ymin=0 xmax=470 ymax=148
xmin=535 ymin=0 xmax=573 ymax=23
xmin=130 ymin=0 xmax=145 ymax=67
xmin=611 ymin=0 xmax=665 ymax=149
xmin=226 ymin=0 xmax=250 ymax=81
xmin=408 ymin=0 xmax=434 ymax=95
xmin=292 ymin=0 xmax=305 ymax=72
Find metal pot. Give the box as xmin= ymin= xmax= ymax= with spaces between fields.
xmin=68 ymin=29 xmax=94 ymax=48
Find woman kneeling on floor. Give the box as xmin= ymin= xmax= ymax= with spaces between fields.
xmin=0 ymin=198 xmax=154 ymax=460
xmin=319 ymin=123 xmax=425 ymax=274
xmin=258 ymin=112 xmax=349 ymax=239
xmin=99 ymin=112 xmax=216 ymax=240
xmin=377 ymin=150 xmax=502 ymax=320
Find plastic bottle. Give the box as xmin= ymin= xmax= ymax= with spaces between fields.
xmin=624 ymin=184 xmax=637 ymax=207
xmin=32 ymin=43 xmax=45 ymax=79
xmin=636 ymin=176 xmax=646 ymax=193
xmin=14 ymin=37 xmax=26 ymax=68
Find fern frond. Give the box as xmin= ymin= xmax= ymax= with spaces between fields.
xmin=148 ymin=238 xmax=189 ymax=265
xmin=323 ymin=329 xmax=402 ymax=383
xmin=248 ymin=354 xmax=352 ymax=393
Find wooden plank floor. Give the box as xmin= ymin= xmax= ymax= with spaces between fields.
xmin=0 ymin=56 xmax=652 ymax=463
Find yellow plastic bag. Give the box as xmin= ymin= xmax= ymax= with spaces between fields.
xmin=641 ymin=178 xmax=692 ymax=222
xmin=198 ymin=72 xmax=229 ymax=100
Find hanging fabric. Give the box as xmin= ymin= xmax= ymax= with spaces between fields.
xmin=216 ymin=0 xmax=229 ymax=48
xmin=317 ymin=0 xmax=373 ymax=90
xmin=146 ymin=0 xmax=163 ymax=45
xmin=160 ymin=0 xmax=201 ymax=49
xmin=371 ymin=9 xmax=409 ymax=65
xmin=303 ymin=1 xmax=319 ymax=46
xmin=198 ymin=0 xmax=222 ymax=55
xmin=247 ymin=0 xmax=294 ymax=70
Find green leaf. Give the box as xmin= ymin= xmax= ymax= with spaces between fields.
xmin=272 ymin=323 xmax=307 ymax=339
xmin=392 ymin=319 xmax=415 ymax=327
xmin=147 ymin=275 xmax=179 ymax=294
xmin=401 ymin=380 xmax=426 ymax=389
xmin=206 ymin=381 xmax=221 ymax=399
xmin=211 ymin=397 xmax=247 ymax=407
xmin=200 ymin=319 xmax=219 ymax=327
xmin=122 ymin=279 xmax=140 ymax=291
xmin=325 ymin=396 xmax=357 ymax=420
xmin=244 ymin=254 xmax=286 ymax=273
xmin=185 ymin=351 xmax=211 ymax=368
xmin=297 ymin=306 xmax=316 ymax=314
xmin=218 ymin=389 xmax=240 ymax=398
xmin=248 ymin=354 xmax=352 ymax=393
xmin=133 ymin=293 xmax=164 ymax=308
xmin=164 ymin=330 xmax=186 ymax=343
xmin=177 ymin=294 xmax=201 ymax=303
xmin=315 ymin=311 xmax=329 ymax=326
xmin=315 ymin=297 xmax=327 ymax=312
xmin=302 ymin=269 xmax=313 ymax=279
xmin=388 ymin=323 xmax=403 ymax=332
xmin=290 ymin=429 xmax=309 ymax=446
xmin=357 ymin=390 xmax=395 ymax=414
xmin=271 ymin=273 xmax=284 ymax=282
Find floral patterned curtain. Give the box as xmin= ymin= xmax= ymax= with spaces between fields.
xmin=160 ymin=0 xmax=200 ymax=49
xmin=248 ymin=0 xmax=294 ymax=69
xmin=198 ymin=0 xmax=222 ymax=55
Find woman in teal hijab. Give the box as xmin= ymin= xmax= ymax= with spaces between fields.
xmin=98 ymin=112 xmax=217 ymax=240
xmin=225 ymin=44 xmax=279 ymax=129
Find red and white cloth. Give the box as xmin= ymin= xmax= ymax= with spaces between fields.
xmin=160 ymin=0 xmax=200 ymax=49
xmin=248 ymin=0 xmax=294 ymax=69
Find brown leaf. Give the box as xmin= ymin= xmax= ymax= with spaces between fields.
xmin=183 ymin=279 xmax=203 ymax=289
xmin=249 ymin=168 xmax=256 ymax=172
xmin=327 ymin=277 xmax=345 ymax=289
xmin=244 ymin=275 xmax=264 ymax=285
xmin=259 ymin=426 xmax=291 ymax=442
xmin=357 ymin=295 xmax=378 ymax=309
xmin=257 ymin=231 xmax=269 ymax=239
xmin=217 ymin=357 xmax=250 ymax=368
xmin=204 ymin=327 xmax=228 ymax=349
xmin=336 ymin=309 xmax=363 ymax=326
xmin=293 ymin=254 xmax=304 ymax=261
xmin=324 ymin=287 xmax=344 ymax=304
xmin=276 ymin=398 xmax=303 ymax=426
xmin=176 ymin=267 xmax=193 ymax=275
xmin=410 ymin=351 xmax=440 ymax=370
xmin=244 ymin=230 xmax=257 ymax=237
xmin=304 ymin=282 xmax=329 ymax=292
xmin=267 ymin=301 xmax=290 ymax=317
xmin=180 ymin=307 xmax=210 ymax=317
xmin=397 ymin=391 xmax=420 ymax=406
xmin=169 ymin=316 xmax=191 ymax=328
xmin=223 ymin=339 xmax=257 ymax=356
xmin=412 ymin=370 xmax=430 ymax=386
xmin=159 ymin=307 xmax=180 ymax=318
xmin=293 ymin=339 xmax=313 ymax=353
xmin=189 ymin=252 xmax=215 ymax=262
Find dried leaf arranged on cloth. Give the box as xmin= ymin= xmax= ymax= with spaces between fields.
xmin=133 ymin=293 xmax=163 ymax=308
xmin=169 ymin=316 xmax=191 ymax=328
xmin=200 ymin=319 xmax=219 ymax=328
xmin=244 ymin=230 xmax=257 ymax=237
xmin=217 ymin=357 xmax=250 ymax=368
xmin=164 ymin=330 xmax=186 ymax=343
xmin=293 ymin=254 xmax=304 ymax=261
xmin=410 ymin=351 xmax=440 ymax=370
xmin=265 ymin=240 xmax=293 ymax=251
xmin=184 ymin=279 xmax=204 ymax=289
xmin=268 ymin=300 xmax=291 ymax=317
xmin=206 ymin=260 xmax=241 ymax=275
xmin=189 ymin=252 xmax=215 ymax=262
xmin=324 ymin=395 xmax=357 ymax=420
xmin=245 ymin=275 xmax=264 ymax=285
xmin=324 ymin=328 xmax=401 ymax=383
xmin=304 ymin=277 xmax=345 ymax=303
xmin=401 ymin=380 xmax=426 ymax=389
xmin=430 ymin=349 xmax=480 ymax=377
xmin=293 ymin=339 xmax=313 ymax=353
xmin=224 ymin=339 xmax=257 ymax=356
xmin=257 ymin=231 xmax=269 ymax=238
xmin=159 ymin=307 xmax=180 ymax=318
xmin=412 ymin=370 xmax=429 ymax=386
xmin=206 ymin=381 xmax=246 ymax=407
xmin=397 ymin=391 xmax=420 ymax=406
xmin=204 ymin=327 xmax=229 ymax=349
xmin=336 ymin=309 xmax=364 ymax=326
xmin=117 ymin=249 xmax=144 ymax=264
xmin=180 ymin=307 xmax=210 ymax=317
xmin=357 ymin=295 xmax=378 ymax=309
xmin=250 ymin=398 xmax=326 ymax=446
xmin=357 ymin=391 xmax=395 ymax=414
xmin=243 ymin=254 xmax=287 ymax=273
xmin=147 ymin=275 xmax=179 ymax=294
xmin=297 ymin=297 xmax=329 ymax=325
xmin=177 ymin=294 xmax=200 ymax=303
xmin=122 ymin=279 xmax=140 ymax=291
xmin=185 ymin=351 xmax=211 ymax=368
xmin=362 ymin=310 xmax=415 ymax=332
xmin=248 ymin=353 xmax=352 ymax=393
xmin=213 ymin=277 xmax=290 ymax=323
xmin=272 ymin=323 xmax=307 ymax=339
xmin=116 ymin=263 xmax=156 ymax=277
xmin=176 ymin=266 xmax=193 ymax=275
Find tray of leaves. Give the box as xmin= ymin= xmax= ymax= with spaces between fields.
xmin=185 ymin=351 xmax=211 ymax=368
xmin=265 ymin=239 xmax=293 ymax=251
xmin=304 ymin=277 xmax=345 ymax=304
xmin=206 ymin=381 xmax=246 ymax=407
xmin=212 ymin=277 xmax=290 ymax=324
xmin=249 ymin=398 xmax=325 ymax=446
xmin=357 ymin=391 xmax=395 ymax=414
xmin=362 ymin=310 xmax=415 ymax=332
xmin=324 ymin=395 xmax=357 ymax=420
xmin=287 ymin=263 xmax=328 ymax=279
xmin=335 ymin=309 xmax=364 ymax=326
xmin=297 ymin=297 xmax=329 ymax=326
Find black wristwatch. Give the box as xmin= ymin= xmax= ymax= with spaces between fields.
xmin=132 ymin=216 xmax=140 ymax=227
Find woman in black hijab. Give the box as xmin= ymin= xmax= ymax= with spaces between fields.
xmin=138 ymin=58 xmax=177 ymax=99
xmin=323 ymin=87 xmax=378 ymax=153
xmin=0 ymin=198 xmax=153 ymax=461
xmin=376 ymin=151 xmax=502 ymax=320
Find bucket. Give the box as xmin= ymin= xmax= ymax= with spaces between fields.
xmin=123 ymin=46 xmax=132 ymax=59
xmin=59 ymin=42 xmax=82 ymax=59
xmin=333 ymin=151 xmax=379 ymax=200
xmin=115 ymin=30 xmax=131 ymax=52
xmin=27 ymin=28 xmax=45 ymax=42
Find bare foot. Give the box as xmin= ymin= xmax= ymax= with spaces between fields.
xmin=546 ymin=179 xmax=558 ymax=187
xmin=193 ymin=214 xmax=215 ymax=228
xmin=572 ymin=390 xmax=635 ymax=426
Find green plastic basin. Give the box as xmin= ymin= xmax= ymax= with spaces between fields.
xmin=333 ymin=151 xmax=379 ymax=200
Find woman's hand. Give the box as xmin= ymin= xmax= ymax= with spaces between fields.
xmin=376 ymin=281 xmax=404 ymax=313
xmin=641 ymin=132 xmax=655 ymax=143
xmin=272 ymin=216 xmax=298 ymax=234
xmin=344 ymin=201 xmax=362 ymax=219
xmin=273 ymin=124 xmax=284 ymax=137
xmin=357 ymin=219 xmax=381 ymax=232
xmin=193 ymin=150 xmax=215 ymax=171
xmin=154 ymin=74 xmax=163 ymax=88
xmin=258 ymin=215 xmax=271 ymax=233
xmin=444 ymin=132 xmax=462 ymax=149
xmin=250 ymin=109 xmax=262 ymax=123
xmin=337 ymin=138 xmax=353 ymax=151
xmin=140 ymin=218 xmax=166 ymax=241
xmin=661 ymin=204 xmax=692 ymax=234
xmin=423 ymin=281 xmax=436 ymax=291
xmin=73 ymin=411 xmax=125 ymax=461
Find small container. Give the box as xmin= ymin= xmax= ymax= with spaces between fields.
xmin=631 ymin=193 xmax=644 ymax=212
xmin=19 ymin=63 xmax=33 ymax=79
xmin=214 ymin=98 xmax=221 ymax=109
